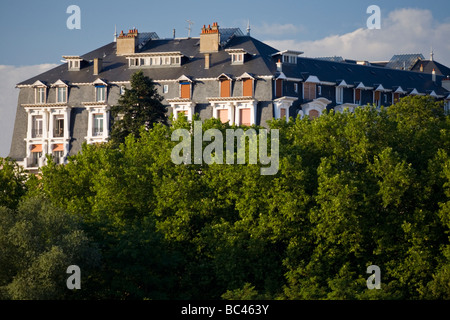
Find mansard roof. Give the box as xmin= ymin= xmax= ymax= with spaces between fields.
xmin=281 ymin=56 xmax=448 ymax=96
xmin=15 ymin=28 xmax=450 ymax=98
xmin=17 ymin=33 xmax=279 ymax=86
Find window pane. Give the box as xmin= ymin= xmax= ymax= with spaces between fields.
xmin=93 ymin=114 xmax=104 ymax=136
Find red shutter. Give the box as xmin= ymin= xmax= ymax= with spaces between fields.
xmin=355 ymin=89 xmax=361 ymax=102
xmin=276 ymin=79 xmax=283 ymax=97
xmin=243 ymin=79 xmax=253 ymax=97
xmin=218 ymin=109 xmax=228 ymax=123
xmin=309 ymin=109 xmax=319 ymax=120
xmin=180 ymin=83 xmax=191 ymax=99
xmin=52 ymin=144 xmax=64 ymax=152
xmin=31 ymin=144 xmax=43 ymax=152
xmin=220 ymin=80 xmax=231 ymax=97
xmin=240 ymin=108 xmax=251 ymax=126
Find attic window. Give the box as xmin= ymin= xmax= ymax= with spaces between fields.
xmin=282 ymin=55 xmax=297 ymax=64
xmin=231 ymin=53 xmax=244 ymax=64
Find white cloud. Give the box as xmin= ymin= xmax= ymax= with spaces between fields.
xmin=0 ymin=64 xmax=58 ymax=158
xmin=264 ymin=8 xmax=450 ymax=66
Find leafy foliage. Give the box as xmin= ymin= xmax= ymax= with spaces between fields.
xmin=1 ymin=96 xmax=449 ymax=300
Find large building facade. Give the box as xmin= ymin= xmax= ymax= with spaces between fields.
xmin=9 ymin=22 xmax=450 ymax=172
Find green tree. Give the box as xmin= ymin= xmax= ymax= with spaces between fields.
xmin=0 ymin=157 xmax=28 ymax=210
xmin=110 ymin=70 xmax=168 ymax=146
xmin=0 ymin=195 xmax=100 ymax=300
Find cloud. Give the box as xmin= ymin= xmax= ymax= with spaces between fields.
xmin=0 ymin=64 xmax=58 ymax=158
xmin=264 ymin=8 xmax=450 ymax=66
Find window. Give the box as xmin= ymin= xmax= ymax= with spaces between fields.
xmin=54 ymin=116 xmax=64 ymax=137
xmin=93 ymin=114 xmax=104 ymax=136
xmin=231 ymin=53 xmax=244 ymax=64
xmin=37 ymin=87 xmax=46 ymax=104
xmin=218 ymin=109 xmax=228 ymax=123
xmin=283 ymin=55 xmax=297 ymax=64
xmin=318 ymin=85 xmax=322 ymax=96
xmin=355 ymin=89 xmax=361 ymax=104
xmin=294 ymin=83 xmax=298 ymax=94
xmin=280 ymin=108 xmax=287 ymax=119
xmin=57 ymin=87 xmax=67 ymax=103
xmin=171 ymin=56 xmax=180 ymax=65
xmin=32 ymin=115 xmax=43 ymax=138
xmin=163 ymin=85 xmax=169 ymax=94
xmin=374 ymin=91 xmax=381 ymax=106
xmin=303 ymin=82 xmax=316 ymax=100
xmin=239 ymin=108 xmax=251 ymax=126
xmin=120 ymin=86 xmax=126 ymax=95
xmin=180 ymin=82 xmax=191 ymax=99
xmin=96 ymin=85 xmax=106 ymax=102
xmin=52 ymin=144 xmax=64 ymax=164
xmin=243 ymin=78 xmax=253 ymax=97
xmin=336 ymin=87 xmax=344 ymax=104
xmin=309 ymin=109 xmax=319 ymax=120
xmin=31 ymin=148 xmax=42 ymax=167
xmin=275 ymin=79 xmax=283 ymax=98
xmin=445 ymin=101 xmax=450 ymax=115
xmin=393 ymin=93 xmax=400 ymax=104
xmin=220 ymin=79 xmax=231 ymax=98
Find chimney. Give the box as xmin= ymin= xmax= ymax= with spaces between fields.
xmin=432 ymin=68 xmax=436 ymax=82
xmin=276 ymin=59 xmax=282 ymax=72
xmin=93 ymin=58 xmax=103 ymax=75
xmin=200 ymin=22 xmax=220 ymax=54
xmin=204 ymin=53 xmax=211 ymax=69
xmin=116 ymin=28 xmax=138 ymax=55
xmin=420 ymin=64 xmax=423 ymax=72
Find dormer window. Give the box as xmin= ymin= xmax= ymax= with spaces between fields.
xmin=63 ymin=56 xmax=83 ymax=71
xmin=57 ymin=87 xmax=67 ymax=103
xmin=282 ymin=55 xmax=297 ymax=64
xmin=37 ymin=87 xmax=46 ymax=104
xmin=232 ymin=53 xmax=244 ymax=64
xmin=96 ymin=85 xmax=106 ymax=102
xmin=127 ymin=52 xmax=183 ymax=68
xmin=226 ymin=49 xmax=250 ymax=65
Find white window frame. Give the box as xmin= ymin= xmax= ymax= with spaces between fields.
xmin=231 ymin=53 xmax=244 ymax=64
xmin=163 ymin=84 xmax=169 ymax=94
xmin=56 ymin=86 xmax=67 ymax=103
xmin=96 ymin=85 xmax=106 ymax=102
xmin=37 ymin=87 xmax=46 ymax=104
xmin=336 ymin=86 xmax=344 ymax=105
xmin=93 ymin=114 xmax=104 ymax=137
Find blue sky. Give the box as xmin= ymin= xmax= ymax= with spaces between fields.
xmin=1 ymin=0 xmax=450 ymax=157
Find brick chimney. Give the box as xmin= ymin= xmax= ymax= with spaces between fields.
xmin=93 ymin=58 xmax=102 ymax=75
xmin=200 ymin=22 xmax=220 ymax=54
xmin=116 ymin=28 xmax=138 ymax=55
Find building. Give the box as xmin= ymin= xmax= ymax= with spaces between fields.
xmin=8 ymin=22 xmax=450 ymax=172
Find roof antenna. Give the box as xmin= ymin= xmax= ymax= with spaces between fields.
xmin=186 ymin=20 xmax=194 ymax=38
xmin=430 ymin=46 xmax=434 ymax=61
xmin=246 ymin=20 xmax=251 ymax=36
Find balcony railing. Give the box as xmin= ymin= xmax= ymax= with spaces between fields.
xmin=32 ymin=129 xmax=43 ymax=138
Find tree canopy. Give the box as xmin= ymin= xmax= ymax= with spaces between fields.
xmin=1 ymin=95 xmax=449 ymax=300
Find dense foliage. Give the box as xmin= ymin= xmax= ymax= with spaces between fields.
xmin=1 ymin=95 xmax=449 ymax=299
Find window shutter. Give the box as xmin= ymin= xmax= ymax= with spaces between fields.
xmin=240 ymin=108 xmax=251 ymax=126
xmin=180 ymin=82 xmax=191 ymax=99
xmin=218 ymin=109 xmax=228 ymax=123
xmin=243 ymin=79 xmax=253 ymax=97
xmin=220 ymin=80 xmax=231 ymax=97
